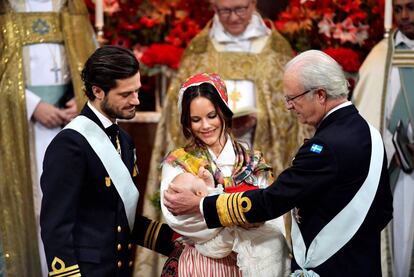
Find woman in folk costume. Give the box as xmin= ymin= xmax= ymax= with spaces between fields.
xmin=0 ymin=0 xmax=96 ymax=275
xmin=139 ymin=3 xmax=307 ymax=272
xmin=159 ymin=73 xmax=290 ymax=276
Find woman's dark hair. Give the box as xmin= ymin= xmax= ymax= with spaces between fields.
xmin=180 ymin=82 xmax=233 ymax=147
xmin=81 ymin=46 xmax=140 ymax=100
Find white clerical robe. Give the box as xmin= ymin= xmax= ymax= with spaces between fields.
xmin=353 ymin=30 xmax=414 ymax=277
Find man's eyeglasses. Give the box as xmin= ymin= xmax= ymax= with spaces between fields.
xmin=216 ymin=1 xmax=251 ymax=18
xmin=284 ymin=88 xmax=317 ymax=104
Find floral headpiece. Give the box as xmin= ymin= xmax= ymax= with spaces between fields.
xmin=177 ymin=73 xmax=232 ymax=116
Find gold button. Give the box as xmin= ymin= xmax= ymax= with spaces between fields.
xmin=5 ymin=253 xmax=10 ymax=258
xmin=117 ymin=226 xmax=122 ymax=232
xmin=117 ymin=261 xmax=122 ymax=268
xmin=117 ymin=244 xmax=122 ymax=251
xmin=128 ymin=243 xmax=132 ymax=250
xmin=128 ymin=261 xmax=133 ymax=267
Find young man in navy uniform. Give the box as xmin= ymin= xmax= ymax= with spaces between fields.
xmin=164 ymin=50 xmax=393 ymax=276
xmin=40 ymin=46 xmax=176 ymax=277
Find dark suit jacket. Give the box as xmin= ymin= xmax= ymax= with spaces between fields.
xmin=204 ymin=104 xmax=393 ymax=276
xmin=40 ymin=104 xmax=174 ymax=277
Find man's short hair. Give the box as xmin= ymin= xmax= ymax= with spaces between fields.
xmin=81 ymin=46 xmax=140 ymax=100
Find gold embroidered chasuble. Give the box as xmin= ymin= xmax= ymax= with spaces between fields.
xmin=0 ymin=1 xmax=96 ymax=276
xmin=135 ymin=24 xmax=308 ymax=276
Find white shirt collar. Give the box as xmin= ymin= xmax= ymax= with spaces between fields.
xmin=87 ymin=101 xmax=116 ymax=129
xmin=395 ymin=30 xmax=414 ymax=49
xmin=15 ymin=0 xmax=67 ymax=12
xmin=207 ymin=135 xmax=236 ymax=166
xmin=321 ymin=101 xmax=352 ymax=122
xmin=209 ymin=12 xmax=270 ymax=43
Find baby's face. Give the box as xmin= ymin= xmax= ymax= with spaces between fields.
xmin=172 ymin=173 xmax=209 ymax=197
xmin=192 ymin=177 xmax=208 ymax=197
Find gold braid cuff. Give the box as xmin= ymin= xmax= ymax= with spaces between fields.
xmin=216 ymin=192 xmax=252 ymax=227
xmin=143 ymin=221 xmax=162 ymax=251
xmin=49 ymin=257 xmax=81 ymax=277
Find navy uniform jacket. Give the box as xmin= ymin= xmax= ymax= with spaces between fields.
xmin=40 ymin=104 xmax=174 ymax=277
xmin=203 ymin=105 xmax=393 ymax=276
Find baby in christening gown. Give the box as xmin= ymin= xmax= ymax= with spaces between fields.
xmin=170 ymin=168 xmax=291 ymax=277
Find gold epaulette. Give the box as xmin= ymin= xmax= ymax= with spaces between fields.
xmin=49 ymin=257 xmax=81 ymax=277
xmin=143 ymin=221 xmax=162 ymax=250
xmin=216 ymin=192 xmax=252 ymax=227
xmin=392 ymin=49 xmax=414 ymax=66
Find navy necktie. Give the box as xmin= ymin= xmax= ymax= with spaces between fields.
xmin=105 ymin=124 xmax=120 ymax=151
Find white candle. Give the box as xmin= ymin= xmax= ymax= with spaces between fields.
xmin=384 ymin=0 xmax=392 ymax=31
xmin=95 ymin=0 xmax=104 ymax=29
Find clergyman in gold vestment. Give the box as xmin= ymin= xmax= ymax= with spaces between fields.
xmin=0 ymin=0 xmax=96 ymax=276
xmin=135 ymin=0 xmax=308 ymax=275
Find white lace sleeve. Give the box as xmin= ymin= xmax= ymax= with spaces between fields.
xmin=232 ymin=220 xmax=291 ymax=276
xmin=195 ymin=228 xmax=234 ymax=259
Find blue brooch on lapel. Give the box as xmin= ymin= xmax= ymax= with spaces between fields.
xmin=310 ymin=144 xmax=323 ymax=154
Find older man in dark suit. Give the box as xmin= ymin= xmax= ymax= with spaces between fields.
xmin=40 ymin=46 xmax=175 ymax=277
xmin=164 ymin=50 xmax=393 ymax=276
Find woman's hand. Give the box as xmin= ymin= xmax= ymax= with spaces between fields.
xmin=164 ymin=182 xmax=202 ymax=215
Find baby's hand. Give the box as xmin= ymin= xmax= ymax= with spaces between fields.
xmin=198 ymin=166 xmax=214 ymax=188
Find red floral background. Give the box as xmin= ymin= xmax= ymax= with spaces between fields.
xmin=275 ymin=0 xmax=385 ymax=74
xmin=84 ymin=0 xmax=213 ymax=72
xmin=85 ymin=0 xmax=385 ymax=73
xmin=84 ymin=0 xmax=386 ymax=104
